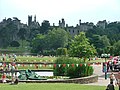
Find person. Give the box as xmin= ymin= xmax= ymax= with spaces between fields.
xmin=106 ymin=81 xmax=115 ymax=90
xmin=11 ymin=76 xmax=14 ymax=84
xmin=116 ymin=71 xmax=120 ymax=90
xmin=109 ymin=72 xmax=115 ymax=85
xmin=2 ymin=73 xmax=6 ymax=83
xmin=14 ymin=76 xmax=19 ymax=84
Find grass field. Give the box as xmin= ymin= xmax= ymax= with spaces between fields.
xmin=0 ymin=83 xmax=117 ymax=90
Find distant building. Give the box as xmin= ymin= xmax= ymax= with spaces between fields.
xmin=59 ymin=18 xmax=65 ymax=28
xmin=28 ymin=15 xmax=32 ymax=26
xmin=58 ymin=19 xmax=94 ymax=37
xmin=28 ymin=15 xmax=40 ymax=29
xmin=96 ymin=20 xmax=107 ymax=29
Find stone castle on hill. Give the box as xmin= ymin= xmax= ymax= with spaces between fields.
xmin=0 ymin=15 xmax=109 ymax=47
xmin=0 ymin=15 xmax=107 ymax=38
xmin=27 ymin=15 xmax=107 ymax=37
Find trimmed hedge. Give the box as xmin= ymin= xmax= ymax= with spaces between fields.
xmin=53 ymin=56 xmax=93 ymax=78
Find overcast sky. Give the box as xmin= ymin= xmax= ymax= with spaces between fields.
xmin=0 ymin=0 xmax=120 ymax=26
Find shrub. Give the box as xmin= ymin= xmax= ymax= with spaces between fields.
xmin=43 ymin=50 xmax=56 ymax=56
xmin=53 ymin=56 xmax=93 ymax=78
xmin=56 ymin=48 xmax=67 ymax=56
xmin=10 ymin=41 xmax=20 ymax=47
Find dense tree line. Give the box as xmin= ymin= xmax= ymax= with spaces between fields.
xmin=86 ymin=22 xmax=120 ymax=56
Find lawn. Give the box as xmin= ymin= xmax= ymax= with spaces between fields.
xmin=0 ymin=83 xmax=116 ymax=90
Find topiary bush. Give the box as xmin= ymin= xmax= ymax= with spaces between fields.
xmin=53 ymin=56 xmax=94 ymax=78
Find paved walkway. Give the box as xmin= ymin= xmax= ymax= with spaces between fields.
xmin=85 ymin=77 xmax=109 ymax=86
xmin=84 ymin=65 xmax=117 ymax=86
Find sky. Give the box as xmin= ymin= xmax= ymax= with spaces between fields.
xmin=0 ymin=0 xmax=120 ymax=26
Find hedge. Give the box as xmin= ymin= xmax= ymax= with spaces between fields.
xmin=53 ymin=56 xmax=93 ymax=78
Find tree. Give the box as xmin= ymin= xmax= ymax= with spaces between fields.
xmin=0 ymin=20 xmax=18 ymax=48
xmin=17 ymin=28 xmax=27 ymax=47
xmin=10 ymin=41 xmax=20 ymax=47
xmin=100 ymin=35 xmax=110 ymax=48
xmin=31 ymin=34 xmax=46 ymax=54
xmin=69 ymin=32 xmax=96 ymax=59
xmin=100 ymin=35 xmax=111 ymax=54
xmin=46 ymin=28 xmax=69 ymax=50
xmin=88 ymin=34 xmax=110 ymax=56
xmin=113 ymin=40 xmax=120 ymax=56
xmin=90 ymin=35 xmax=104 ymax=49
xmin=0 ymin=27 xmax=9 ymax=48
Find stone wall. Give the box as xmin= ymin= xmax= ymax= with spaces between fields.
xmin=0 ymin=75 xmax=98 ymax=84
xmin=24 ymin=74 xmax=98 ymax=84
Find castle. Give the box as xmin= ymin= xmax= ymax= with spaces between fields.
xmin=27 ymin=15 xmax=107 ymax=37
xmin=0 ymin=15 xmax=108 ymax=47
xmin=0 ymin=15 xmax=107 ymax=38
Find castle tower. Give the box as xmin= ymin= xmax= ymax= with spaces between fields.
xmin=59 ymin=18 xmax=65 ymax=28
xmin=61 ymin=18 xmax=65 ymax=28
xmin=59 ymin=20 xmax=61 ymax=26
xmin=28 ymin=15 xmax=32 ymax=26
xmin=34 ymin=15 xmax=36 ymax=22
xmin=79 ymin=19 xmax=81 ymax=25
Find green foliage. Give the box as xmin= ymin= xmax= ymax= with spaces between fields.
xmin=0 ymin=19 xmax=18 ymax=47
xmin=113 ymin=40 xmax=120 ymax=55
xmin=31 ymin=28 xmax=69 ymax=55
xmin=86 ymin=22 xmax=120 ymax=56
xmin=90 ymin=35 xmax=111 ymax=55
xmin=31 ymin=34 xmax=46 ymax=53
xmin=10 ymin=41 xmax=20 ymax=47
xmin=53 ymin=56 xmax=93 ymax=78
xmin=42 ymin=50 xmax=56 ymax=56
xmin=17 ymin=28 xmax=27 ymax=40
xmin=0 ymin=73 xmax=2 ymax=78
xmin=56 ymin=48 xmax=67 ymax=56
xmin=46 ymin=28 xmax=69 ymax=50
xmin=100 ymin=35 xmax=110 ymax=47
xmin=69 ymin=32 xmax=96 ymax=58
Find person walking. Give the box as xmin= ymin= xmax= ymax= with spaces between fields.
xmin=106 ymin=81 xmax=115 ymax=90
xmin=109 ymin=72 xmax=116 ymax=85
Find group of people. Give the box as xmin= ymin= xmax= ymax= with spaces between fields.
xmin=106 ymin=71 xmax=120 ymax=90
xmin=1 ymin=73 xmax=19 ymax=85
xmin=1 ymin=53 xmax=18 ymax=85
xmin=2 ymin=53 xmax=17 ymax=62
